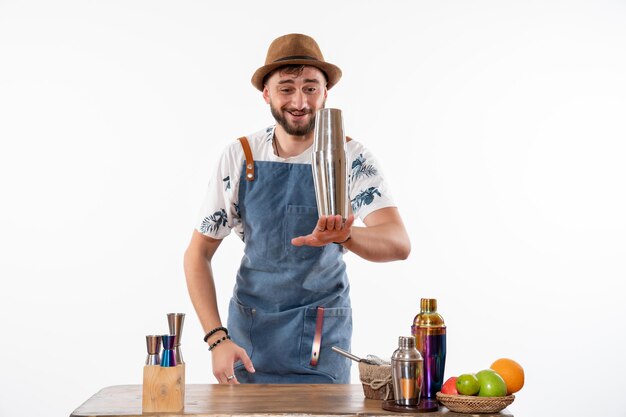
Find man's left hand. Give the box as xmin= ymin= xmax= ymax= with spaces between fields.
xmin=291 ymin=215 xmax=354 ymax=247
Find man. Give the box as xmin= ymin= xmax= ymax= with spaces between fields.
xmin=184 ymin=33 xmax=410 ymax=384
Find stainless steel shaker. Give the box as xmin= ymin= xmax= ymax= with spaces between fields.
xmin=312 ymin=108 xmax=349 ymax=219
xmin=167 ymin=313 xmax=185 ymax=365
xmin=391 ymin=336 xmax=423 ymax=407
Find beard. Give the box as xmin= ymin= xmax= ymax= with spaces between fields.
xmin=270 ymin=101 xmax=324 ymax=137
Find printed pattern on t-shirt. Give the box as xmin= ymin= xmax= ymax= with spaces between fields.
xmin=196 ymin=125 xmax=395 ymax=240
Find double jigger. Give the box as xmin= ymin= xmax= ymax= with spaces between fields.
xmin=145 ymin=313 xmax=185 ymax=367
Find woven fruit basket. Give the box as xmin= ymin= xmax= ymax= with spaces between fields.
xmin=436 ymin=392 xmax=515 ymax=413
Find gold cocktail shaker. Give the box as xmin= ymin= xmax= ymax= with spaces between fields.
xmin=412 ymin=298 xmax=446 ymax=411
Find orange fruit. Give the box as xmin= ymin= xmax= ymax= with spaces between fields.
xmin=490 ymin=358 xmax=524 ymax=394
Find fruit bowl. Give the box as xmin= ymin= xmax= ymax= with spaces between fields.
xmin=436 ymin=392 xmax=515 ymax=414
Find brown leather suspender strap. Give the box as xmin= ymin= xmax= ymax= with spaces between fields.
xmin=238 ymin=135 xmax=347 ymax=182
xmin=237 ymin=136 xmax=255 ymax=181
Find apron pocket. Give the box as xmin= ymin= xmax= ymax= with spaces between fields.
xmin=227 ymin=298 xmax=255 ymax=368
xmin=299 ymin=306 xmax=352 ymax=382
xmin=285 ymin=205 xmax=323 ymax=260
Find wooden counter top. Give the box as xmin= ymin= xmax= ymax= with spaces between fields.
xmin=70 ymin=384 xmax=513 ymax=417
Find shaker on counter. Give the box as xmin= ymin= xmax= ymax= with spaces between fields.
xmin=312 ymin=108 xmax=349 ymax=220
xmin=391 ymin=336 xmax=423 ymax=407
xmin=412 ymin=298 xmax=446 ymax=411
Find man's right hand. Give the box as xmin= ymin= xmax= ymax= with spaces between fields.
xmin=210 ymin=340 xmax=255 ymax=384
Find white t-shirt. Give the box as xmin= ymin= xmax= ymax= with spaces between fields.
xmin=196 ymin=125 xmax=395 ymax=240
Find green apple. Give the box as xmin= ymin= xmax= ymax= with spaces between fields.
xmin=476 ymin=369 xmax=507 ymax=397
xmin=456 ymin=373 xmax=480 ymax=395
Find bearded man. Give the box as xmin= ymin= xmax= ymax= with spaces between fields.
xmin=184 ymin=33 xmax=410 ymax=384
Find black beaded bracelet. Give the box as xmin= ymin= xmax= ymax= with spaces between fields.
xmin=203 ymin=326 xmax=228 ymax=342
xmin=334 ymin=235 xmax=352 ymax=245
xmin=208 ymin=335 xmax=231 ymax=351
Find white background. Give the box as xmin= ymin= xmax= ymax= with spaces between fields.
xmin=1 ymin=1 xmax=625 ymax=416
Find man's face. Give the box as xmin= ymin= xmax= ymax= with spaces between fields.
xmin=263 ymin=66 xmax=328 ymax=137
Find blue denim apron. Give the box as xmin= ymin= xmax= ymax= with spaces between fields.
xmin=228 ymin=139 xmax=352 ymax=383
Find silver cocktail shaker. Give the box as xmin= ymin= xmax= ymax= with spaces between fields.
xmin=391 ymin=336 xmax=423 ymax=407
xmin=312 ymin=108 xmax=349 ymax=219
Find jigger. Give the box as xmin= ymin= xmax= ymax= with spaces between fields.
xmin=167 ymin=313 xmax=185 ymax=364
xmin=145 ymin=335 xmax=161 ymax=365
xmin=160 ymin=335 xmax=177 ymax=367
xmin=312 ymin=108 xmax=349 ymax=219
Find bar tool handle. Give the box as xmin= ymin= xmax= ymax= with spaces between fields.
xmin=332 ymin=346 xmax=361 ymax=362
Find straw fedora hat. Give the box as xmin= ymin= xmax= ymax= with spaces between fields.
xmin=251 ymin=33 xmax=342 ymax=91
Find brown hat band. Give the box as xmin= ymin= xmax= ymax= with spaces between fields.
xmin=274 ymin=55 xmax=319 ymax=63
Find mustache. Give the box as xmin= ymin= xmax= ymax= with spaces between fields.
xmin=284 ymin=108 xmax=313 ymax=115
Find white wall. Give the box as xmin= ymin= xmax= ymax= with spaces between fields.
xmin=1 ymin=1 xmax=625 ymax=416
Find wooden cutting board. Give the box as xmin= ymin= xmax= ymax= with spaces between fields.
xmin=70 ymin=384 xmax=513 ymax=417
